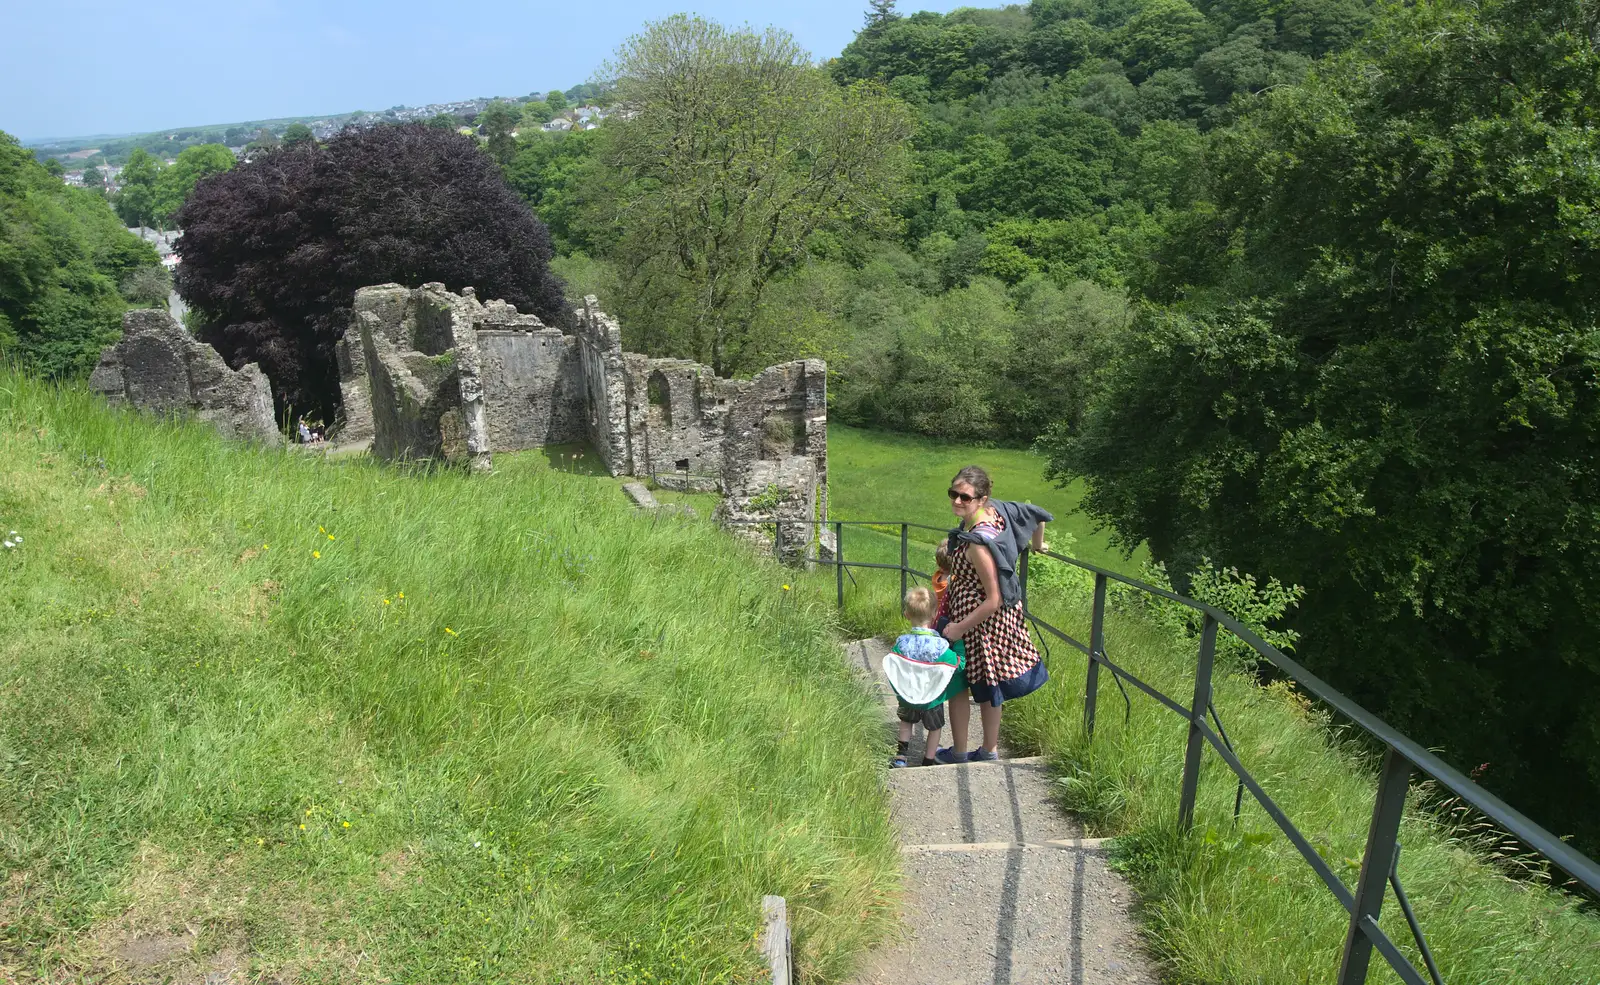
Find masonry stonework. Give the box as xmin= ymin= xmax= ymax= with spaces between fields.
xmin=338 ymin=285 xmax=827 ymax=543
xmin=90 ymin=308 xmax=279 ymax=444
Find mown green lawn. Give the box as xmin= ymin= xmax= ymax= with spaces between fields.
xmin=826 ymin=424 xmax=1143 ymax=572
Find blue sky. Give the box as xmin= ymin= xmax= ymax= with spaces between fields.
xmin=2 ymin=0 xmax=968 ymax=142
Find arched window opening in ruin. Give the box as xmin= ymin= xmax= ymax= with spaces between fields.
xmin=647 ymin=371 xmax=672 ymax=428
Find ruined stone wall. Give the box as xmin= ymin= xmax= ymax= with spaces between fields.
xmin=477 ymin=330 xmax=586 ymax=449
xmin=90 ymin=308 xmax=280 ymax=445
xmin=345 ymin=283 xmax=490 ymax=470
xmin=336 ymin=285 xmax=827 ymax=544
xmin=714 ymin=359 xmax=829 ymax=560
xmin=573 ymin=297 xmax=632 ymax=475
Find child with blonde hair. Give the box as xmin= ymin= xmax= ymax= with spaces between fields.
xmin=882 ymin=586 xmax=966 ymax=768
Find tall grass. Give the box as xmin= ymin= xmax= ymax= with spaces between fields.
xmin=0 ymin=371 xmax=898 ymax=983
xmin=1007 ymin=563 xmax=1600 ymax=984
xmin=820 ymin=426 xmax=1600 ymax=983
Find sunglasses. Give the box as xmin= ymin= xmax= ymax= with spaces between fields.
xmin=947 ymin=489 xmax=979 ymax=503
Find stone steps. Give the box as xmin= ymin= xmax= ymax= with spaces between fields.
xmin=845 ymin=639 xmax=1159 ymax=985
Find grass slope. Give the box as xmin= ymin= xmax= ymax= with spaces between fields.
xmin=0 ymin=373 xmax=897 ymax=983
xmin=822 ymin=429 xmax=1600 ymax=984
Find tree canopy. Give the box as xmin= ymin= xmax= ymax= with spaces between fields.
xmin=152 ymin=143 xmax=234 ymax=226
xmin=173 ymin=123 xmax=566 ymax=420
xmin=1044 ymin=0 xmax=1600 ymax=849
xmin=0 ymin=131 xmax=161 ymax=377
xmin=584 ymin=15 xmax=913 ymax=374
xmin=282 ymin=123 xmax=315 ymax=148
xmin=114 ymin=148 xmax=159 ymax=228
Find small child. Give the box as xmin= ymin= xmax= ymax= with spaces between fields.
xmin=881 ymin=586 xmax=966 ymax=768
xmin=932 ymin=541 xmax=953 ymax=632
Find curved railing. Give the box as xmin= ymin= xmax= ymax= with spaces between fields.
xmin=726 ymin=517 xmax=1600 ymax=985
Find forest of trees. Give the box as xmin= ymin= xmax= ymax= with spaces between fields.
xmin=0 ymin=133 xmax=163 ymax=377
xmin=3 ymin=0 xmax=1597 ymax=855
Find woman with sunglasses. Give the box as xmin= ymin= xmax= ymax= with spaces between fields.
xmin=935 ymin=465 xmax=1051 ymax=763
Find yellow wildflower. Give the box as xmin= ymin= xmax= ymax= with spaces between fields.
xmin=397 ymin=592 xmax=403 ymax=599
xmin=444 ymin=627 xmax=457 ymax=636
xmin=342 ymin=821 xmax=351 ymax=828
xmin=262 ymin=543 xmax=269 ymax=550
xmin=782 ymin=584 xmax=791 ymax=591
xmin=383 ymin=598 xmax=391 ymax=605
xmin=319 ymin=525 xmax=326 ymax=533
xmin=312 ymin=550 xmax=321 ymax=559
xmin=327 ymin=534 xmax=335 ymax=540
xmin=298 ymin=823 xmax=305 ymax=830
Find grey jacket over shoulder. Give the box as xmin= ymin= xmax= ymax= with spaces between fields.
xmin=947 ymin=500 xmax=1054 ymax=609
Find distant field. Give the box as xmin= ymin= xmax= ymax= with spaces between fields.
xmin=826 ymin=424 xmax=1143 ymax=573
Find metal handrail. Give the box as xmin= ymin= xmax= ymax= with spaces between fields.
xmin=723 ymin=515 xmax=1600 ymax=984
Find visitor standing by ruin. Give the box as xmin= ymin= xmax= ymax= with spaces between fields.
xmin=934 ymin=466 xmax=1052 ymax=763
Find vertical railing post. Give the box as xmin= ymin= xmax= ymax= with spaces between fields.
xmin=835 ymin=521 xmax=845 ymax=610
xmin=1085 ymin=573 xmax=1107 ymax=737
xmin=1336 ymin=747 xmax=1412 ymax=985
xmin=1177 ymin=614 xmax=1218 ymax=831
xmin=900 ymin=523 xmax=909 ymax=603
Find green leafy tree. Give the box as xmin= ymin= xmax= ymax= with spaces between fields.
xmin=1119 ymin=0 xmax=1212 ymax=80
xmin=518 ymin=100 xmax=552 ymax=129
xmin=43 ymin=158 xmax=64 ymax=177
xmin=152 ymin=143 xmax=234 ymax=227
xmin=476 ymin=100 xmax=520 ymax=166
xmin=120 ymin=264 xmax=173 ymax=307
xmin=82 ymin=166 xmax=104 ymax=193
xmin=0 ymin=131 xmax=160 ymax=376
xmin=1046 ymin=0 xmax=1600 ymax=851
xmin=426 ymin=112 xmax=458 ymax=130
xmin=546 ymin=89 xmax=568 ymax=113
xmin=588 ymin=15 xmax=913 ymax=374
xmin=504 ymin=129 xmax=598 ymax=252
xmin=282 ymin=123 xmax=315 ymax=147
xmin=114 ymin=147 xmax=160 ymax=227
xmin=246 ymin=128 xmax=280 ymax=154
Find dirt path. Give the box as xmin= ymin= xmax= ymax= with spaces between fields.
xmin=846 ymin=639 xmax=1160 ymax=985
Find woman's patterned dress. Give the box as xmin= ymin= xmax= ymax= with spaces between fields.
xmin=946 ymin=508 xmax=1042 ymax=688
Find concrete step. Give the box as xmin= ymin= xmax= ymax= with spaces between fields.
xmin=886 ymin=759 xmax=1080 ymax=846
xmin=849 ymin=847 xmax=1158 ymax=985
xmin=844 ymin=638 xmax=1159 ymax=985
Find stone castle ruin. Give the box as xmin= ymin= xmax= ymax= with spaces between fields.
xmin=90 ymin=308 xmax=280 ymax=445
xmin=334 ymin=283 xmax=827 ymax=538
xmin=89 ymin=284 xmax=829 ymax=546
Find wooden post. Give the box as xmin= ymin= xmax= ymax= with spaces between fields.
xmin=761 ymin=895 xmax=792 ymax=985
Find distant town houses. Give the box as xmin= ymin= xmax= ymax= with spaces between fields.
xmin=130 ymin=226 xmax=182 ymax=268
xmin=542 ymin=105 xmax=609 ymax=132
xmin=44 ymin=91 xmax=618 ymax=186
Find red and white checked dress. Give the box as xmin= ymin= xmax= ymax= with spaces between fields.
xmin=947 ymin=509 xmax=1041 ymax=688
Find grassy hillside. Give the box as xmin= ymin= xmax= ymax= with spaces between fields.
xmin=819 ymin=429 xmax=1600 ymax=983
xmin=0 ymin=372 xmax=897 ymax=983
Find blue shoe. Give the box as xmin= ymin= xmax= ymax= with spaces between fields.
xmin=967 ymin=748 xmax=999 ymax=762
xmin=889 ymin=755 xmax=909 ymax=769
xmin=933 ymin=747 xmax=966 ymax=765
